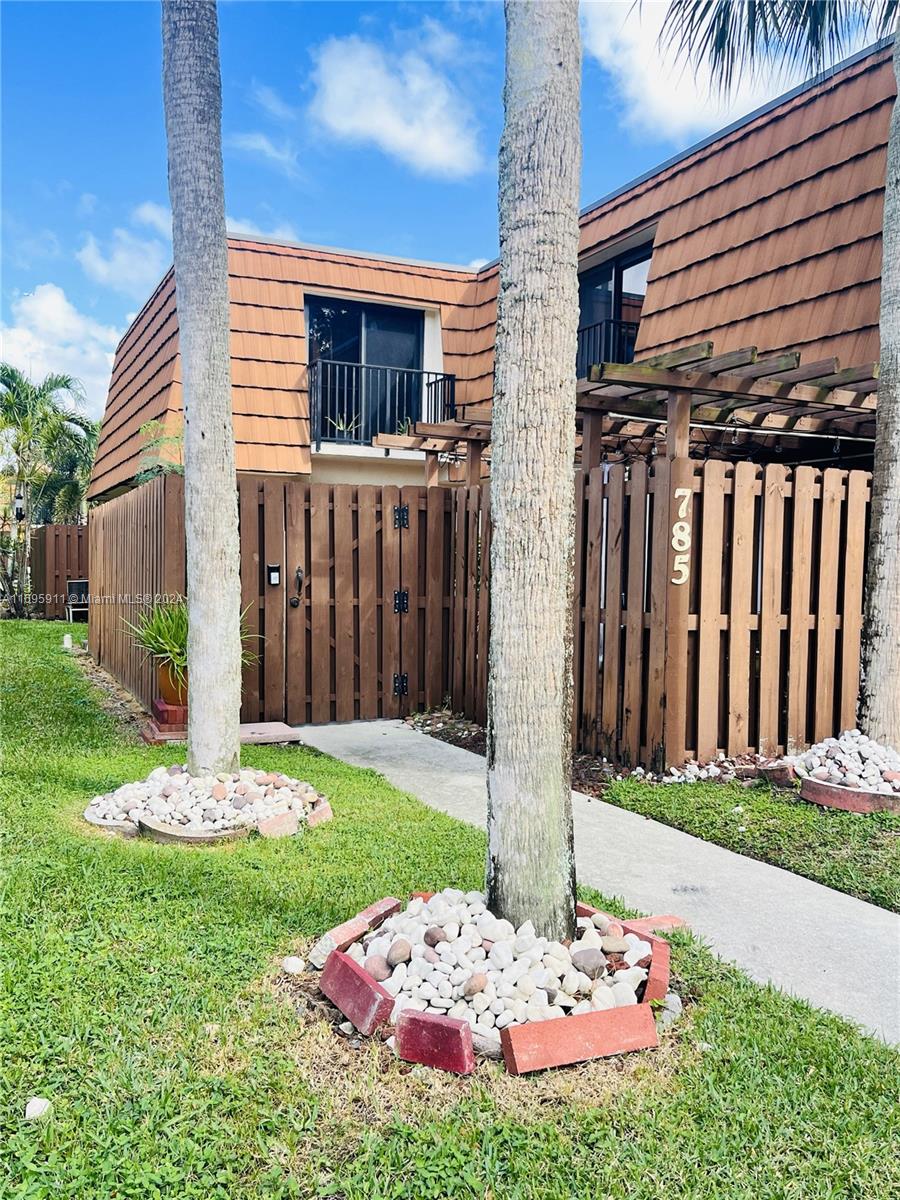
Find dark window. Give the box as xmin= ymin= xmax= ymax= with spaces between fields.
xmin=306 ymin=296 xmax=422 ymax=370
xmin=577 ymin=243 xmax=652 ymax=375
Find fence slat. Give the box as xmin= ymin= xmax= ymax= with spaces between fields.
xmin=356 ymin=485 xmax=379 ymax=720
xmin=581 ymin=470 xmax=604 ymax=753
xmin=571 ymin=471 xmax=585 ymax=747
xmin=696 ymin=461 xmax=726 ymax=760
xmin=786 ymin=465 xmax=815 ymax=750
xmin=620 ymin=462 xmax=646 ymax=766
xmin=332 ymin=484 xmax=355 ymax=722
xmin=727 ymin=462 xmax=756 ymax=756
xmin=645 ymin=460 xmax=669 ymax=768
xmin=814 ymin=468 xmax=842 ymax=743
xmin=285 ymin=480 xmax=308 ymax=725
xmin=758 ymin=464 xmax=788 ymax=755
xmin=381 ymin=485 xmax=401 ymax=719
xmin=476 ymin=486 xmax=491 ymax=727
xmin=601 ymin=467 xmax=625 ymax=759
xmin=840 ymin=470 xmax=868 ymax=731
xmin=239 ymin=477 xmax=261 ymax=722
xmin=263 ymin=478 xmax=286 ymax=721
xmin=309 ymin=483 xmax=332 ymax=723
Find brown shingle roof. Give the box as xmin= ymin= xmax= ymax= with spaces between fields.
xmin=89 ymin=41 xmax=892 ymax=500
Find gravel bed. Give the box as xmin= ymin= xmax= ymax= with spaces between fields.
xmin=84 ymin=764 xmax=324 ymax=834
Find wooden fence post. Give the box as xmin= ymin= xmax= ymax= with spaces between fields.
xmin=662 ymin=457 xmax=695 ymax=769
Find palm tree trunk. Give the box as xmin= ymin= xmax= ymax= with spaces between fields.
xmin=162 ymin=0 xmax=242 ymax=774
xmin=860 ymin=24 xmax=900 ymax=749
xmin=485 ymin=0 xmax=581 ymax=940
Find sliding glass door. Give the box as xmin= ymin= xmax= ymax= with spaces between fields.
xmin=307 ymin=296 xmax=424 ymax=442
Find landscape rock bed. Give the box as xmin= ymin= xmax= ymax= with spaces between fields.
xmin=408 ymin=712 xmax=900 ymax=810
xmin=83 ymin=764 xmax=332 ymax=838
xmin=307 ymin=889 xmax=677 ymax=1074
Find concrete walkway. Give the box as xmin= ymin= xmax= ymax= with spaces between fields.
xmin=296 ymin=719 xmax=900 ymax=1044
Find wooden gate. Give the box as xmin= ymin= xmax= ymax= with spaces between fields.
xmin=237 ymin=478 xmax=453 ymax=725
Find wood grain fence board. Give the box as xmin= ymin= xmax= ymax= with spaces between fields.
xmin=645 ymin=461 xmax=669 ymax=769
xmin=758 ymin=464 xmax=789 ymax=756
xmin=239 ymin=477 xmax=261 ymax=722
xmin=31 ymin=524 xmax=89 ymax=618
xmin=571 ymin=471 xmax=585 ymax=747
xmin=476 ymin=485 xmax=491 ymax=727
xmin=309 ymin=483 xmax=332 ymax=724
xmin=332 ymin=484 xmax=355 ymax=722
xmin=400 ymin=485 xmax=421 ymax=715
xmin=727 ymin=462 xmax=757 ymax=756
xmin=424 ymin=487 xmax=445 ymax=709
xmin=451 ymin=489 xmax=467 ymax=711
xmin=663 ymin=457 xmax=694 ymax=768
xmin=621 ymin=462 xmax=647 ymax=765
xmin=464 ymin=487 xmax=479 ymax=719
xmin=814 ymin=468 xmax=843 ymax=743
xmin=285 ymin=480 xmax=309 ymax=725
xmin=263 ymin=478 xmax=286 ymax=721
xmin=581 ymin=470 xmax=604 ymax=753
xmin=840 ymin=470 xmax=868 ymax=732
xmin=601 ymin=467 xmax=626 ymax=759
xmin=786 ymin=465 xmax=815 ymax=750
xmin=381 ymin=485 xmax=401 ymax=719
xmin=356 ymin=485 xmax=379 ymax=720
xmin=696 ymin=461 xmax=726 ymax=760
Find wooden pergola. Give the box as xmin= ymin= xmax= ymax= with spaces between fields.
xmin=374 ymin=341 xmax=879 ymax=479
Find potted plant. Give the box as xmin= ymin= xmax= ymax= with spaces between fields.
xmin=125 ymin=600 xmax=189 ymax=704
xmin=125 ymin=600 xmax=258 ymax=707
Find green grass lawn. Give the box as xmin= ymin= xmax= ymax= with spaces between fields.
xmin=603 ymin=776 xmax=900 ymax=912
xmin=2 ymin=620 xmax=899 ymax=1199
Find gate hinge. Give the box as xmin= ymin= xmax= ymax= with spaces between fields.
xmin=393 ymin=504 xmax=409 ymax=529
xmin=393 ymin=589 xmax=409 ymax=614
xmin=392 ymin=672 xmax=409 ymax=696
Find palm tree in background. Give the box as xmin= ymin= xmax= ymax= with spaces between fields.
xmin=37 ymin=419 xmax=100 ymax=524
xmin=0 ymin=364 xmax=93 ymax=615
xmin=662 ymin=0 xmax=900 ymax=748
xmin=161 ymin=0 xmax=242 ymax=774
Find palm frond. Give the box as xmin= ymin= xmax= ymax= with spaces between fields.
xmin=660 ymin=0 xmax=898 ymax=96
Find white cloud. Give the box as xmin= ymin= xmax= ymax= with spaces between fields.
xmin=227 ymin=131 xmax=300 ymax=178
xmin=466 ymin=257 xmax=489 ymax=271
xmin=78 ymin=192 xmax=97 ymax=216
xmin=226 ymin=214 xmax=300 ymax=242
xmin=250 ymin=81 xmax=297 ymax=122
xmin=132 ymin=200 xmax=172 ymax=239
xmin=76 ymin=228 xmax=169 ymax=300
xmin=308 ymin=34 xmax=483 ymax=178
xmin=0 ymin=284 xmax=120 ymax=419
xmin=581 ymin=0 xmax=808 ymax=140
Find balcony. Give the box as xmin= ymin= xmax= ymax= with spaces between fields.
xmin=576 ymin=318 xmax=640 ymax=379
xmin=309 ymin=359 xmax=456 ymax=450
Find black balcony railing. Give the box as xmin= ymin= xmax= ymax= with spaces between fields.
xmin=576 ymin=318 xmax=640 ymax=379
xmin=309 ymin=359 xmax=456 ymax=450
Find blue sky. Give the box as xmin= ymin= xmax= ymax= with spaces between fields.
xmin=1 ymin=0 xmax=808 ymax=418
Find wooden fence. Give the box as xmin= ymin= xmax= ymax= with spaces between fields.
xmin=237 ymin=477 xmax=453 ymax=724
xmin=88 ymin=474 xmax=185 ymax=709
xmin=30 ymin=524 xmax=89 ymax=619
xmin=451 ymin=461 xmax=871 ymax=766
xmin=88 ymin=474 xmax=453 ymax=723
xmin=88 ymin=461 xmax=870 ymax=766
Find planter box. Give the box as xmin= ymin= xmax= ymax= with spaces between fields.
xmin=800 ymin=775 xmax=900 ymax=814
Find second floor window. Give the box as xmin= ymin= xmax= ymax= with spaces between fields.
xmin=577 ymin=243 xmax=652 ymax=375
xmin=307 ymin=296 xmax=423 ymax=372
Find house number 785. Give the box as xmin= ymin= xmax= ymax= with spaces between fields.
xmin=671 ymin=487 xmax=692 ymax=586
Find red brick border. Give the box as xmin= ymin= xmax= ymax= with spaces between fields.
xmin=501 ymin=1004 xmax=658 ymax=1074
xmin=396 ymin=1010 xmax=475 ymax=1074
xmin=320 ymin=950 xmax=393 ymax=1035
